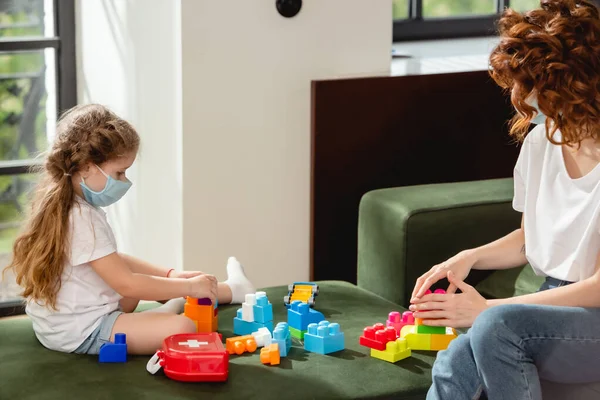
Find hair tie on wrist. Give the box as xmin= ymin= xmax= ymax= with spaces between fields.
xmin=166 ymin=268 xmax=175 ymax=278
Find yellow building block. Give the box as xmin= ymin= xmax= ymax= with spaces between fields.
xmin=400 ymin=324 xmax=415 ymax=337
xmin=430 ymin=332 xmax=457 ymax=351
xmin=370 ymin=338 xmax=411 ymax=363
xmin=404 ymin=333 xmax=431 ymax=351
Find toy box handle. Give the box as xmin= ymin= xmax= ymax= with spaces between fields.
xmin=146 ymin=351 xmax=164 ymax=375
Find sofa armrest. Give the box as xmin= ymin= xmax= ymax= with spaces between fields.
xmin=357 ymin=178 xmax=521 ymax=307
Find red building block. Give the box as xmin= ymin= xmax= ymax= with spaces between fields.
xmin=359 ymin=323 xmax=398 ymax=351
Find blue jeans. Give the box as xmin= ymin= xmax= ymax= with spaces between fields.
xmin=427 ymin=277 xmax=600 ymax=400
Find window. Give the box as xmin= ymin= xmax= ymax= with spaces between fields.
xmin=393 ymin=0 xmax=550 ymax=42
xmin=0 ymin=0 xmax=76 ymax=316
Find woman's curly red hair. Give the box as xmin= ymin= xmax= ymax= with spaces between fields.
xmin=489 ymin=0 xmax=600 ymax=144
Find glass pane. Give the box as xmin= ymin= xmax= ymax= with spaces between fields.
xmin=0 ymin=0 xmax=54 ymax=38
xmin=0 ymin=49 xmax=57 ymax=162
xmin=423 ymin=0 xmax=496 ymax=18
xmin=511 ymin=0 xmax=541 ymax=12
xmin=0 ymin=173 xmax=38 ymax=304
xmin=393 ymin=0 xmax=409 ymax=20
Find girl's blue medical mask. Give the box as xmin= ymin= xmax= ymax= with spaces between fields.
xmin=80 ymin=165 xmax=132 ymax=207
xmin=527 ymin=98 xmax=547 ymax=125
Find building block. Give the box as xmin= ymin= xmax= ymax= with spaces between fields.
xmin=370 ymin=338 xmax=411 ymax=363
xmin=359 ymin=323 xmax=397 ymax=351
xmin=185 ymin=298 xmax=213 ymax=321
xmin=304 ymin=321 xmax=345 ymax=355
xmin=260 ymin=343 xmax=281 ymax=366
xmin=386 ymin=311 xmax=414 ymax=336
xmin=430 ymin=330 xmax=458 ymax=351
xmin=225 ymin=335 xmax=258 ymax=355
xmin=404 ymin=332 xmax=432 ymax=351
xmin=416 ymin=324 xmax=447 ymax=335
xmin=287 ymin=300 xmax=325 ymax=331
xmin=234 ymin=292 xmax=274 ymax=335
xmin=251 ymin=327 xmax=272 ymax=347
xmin=284 ymin=282 xmax=319 ymax=308
xmin=184 ymin=297 xmax=218 ymax=333
xmin=272 ymin=322 xmax=292 ymax=357
xmin=242 ymin=294 xmax=256 ymax=322
xmin=234 ymin=307 xmax=274 ymax=335
xmin=99 ymin=333 xmax=127 ymax=363
xmin=288 ymin=326 xmax=306 ymax=340
xmin=253 ymin=292 xmax=274 ymax=324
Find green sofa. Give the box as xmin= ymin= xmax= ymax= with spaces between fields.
xmin=358 ymin=177 xmax=600 ymax=399
xmin=2 ymin=178 xmax=599 ymax=399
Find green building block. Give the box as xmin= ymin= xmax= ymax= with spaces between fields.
xmin=416 ymin=325 xmax=446 ymax=335
xmin=289 ymin=326 xmax=306 ymax=339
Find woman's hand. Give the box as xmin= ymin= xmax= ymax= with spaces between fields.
xmin=188 ymin=274 xmax=218 ymax=304
xmin=411 ymin=250 xmax=477 ymax=302
xmin=409 ymin=271 xmax=489 ymax=328
xmin=171 ymin=270 xmax=205 ymax=279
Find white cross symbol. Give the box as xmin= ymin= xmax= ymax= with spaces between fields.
xmin=179 ymin=340 xmax=209 ymax=348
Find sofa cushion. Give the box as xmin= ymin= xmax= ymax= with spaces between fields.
xmin=475 ymin=264 xmax=545 ymax=299
xmin=0 ymin=281 xmax=437 ymax=400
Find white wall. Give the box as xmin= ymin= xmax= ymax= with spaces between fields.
xmin=77 ymin=0 xmax=391 ymax=288
xmin=181 ymin=0 xmax=391 ymax=286
xmin=76 ymin=0 xmax=183 ymax=271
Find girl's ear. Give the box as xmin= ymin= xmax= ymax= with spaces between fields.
xmin=80 ymin=162 xmax=93 ymax=179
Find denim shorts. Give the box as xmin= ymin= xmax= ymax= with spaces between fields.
xmin=73 ymin=310 xmax=123 ymax=355
xmin=538 ymin=276 xmax=574 ymax=292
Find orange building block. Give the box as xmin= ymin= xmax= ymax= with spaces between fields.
xmin=226 ymin=335 xmax=258 ymax=355
xmin=185 ymin=297 xmax=218 ymax=333
xmin=430 ymin=331 xmax=457 ymax=351
xmin=260 ymin=343 xmax=280 ymax=365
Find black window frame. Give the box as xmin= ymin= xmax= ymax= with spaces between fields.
xmin=394 ymin=0 xmax=600 ymax=42
xmin=0 ymin=0 xmax=77 ymax=317
xmin=394 ymin=0 xmax=515 ymax=42
xmin=0 ymin=0 xmax=77 ymax=175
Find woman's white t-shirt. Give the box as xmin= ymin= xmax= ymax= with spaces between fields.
xmin=514 ymin=124 xmax=600 ymax=282
xmin=25 ymin=197 xmax=121 ymax=352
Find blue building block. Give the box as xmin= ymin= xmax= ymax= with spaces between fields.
xmin=287 ymin=300 xmax=324 ymax=331
xmin=99 ymin=333 xmax=127 ymax=363
xmin=272 ymin=322 xmax=292 ymax=357
xmin=253 ymin=293 xmax=274 ymax=324
xmin=304 ymin=321 xmax=345 ymax=355
xmin=233 ymin=308 xmax=274 ymax=335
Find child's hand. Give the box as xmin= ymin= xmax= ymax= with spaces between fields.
xmin=171 ymin=270 xmax=205 ymax=279
xmin=189 ymin=274 xmax=218 ymax=304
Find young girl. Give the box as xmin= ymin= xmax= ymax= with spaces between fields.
xmin=408 ymin=1 xmax=600 ymax=399
xmin=3 ymin=104 xmax=255 ymax=356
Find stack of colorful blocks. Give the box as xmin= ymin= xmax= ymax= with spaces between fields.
xmin=184 ymin=297 xmax=218 ymax=333
xmin=359 ymin=289 xmax=457 ymax=363
xmin=233 ymin=292 xmax=274 ymax=335
xmin=287 ymin=300 xmax=325 ymax=339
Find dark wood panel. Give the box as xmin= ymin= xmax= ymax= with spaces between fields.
xmin=310 ymin=70 xmax=518 ymax=283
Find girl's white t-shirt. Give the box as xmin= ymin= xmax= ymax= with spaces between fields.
xmin=514 ymin=124 xmax=600 ymax=282
xmin=25 ymin=197 xmax=121 ymax=352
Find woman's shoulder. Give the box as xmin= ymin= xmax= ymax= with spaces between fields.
xmin=523 ymin=124 xmax=551 ymax=147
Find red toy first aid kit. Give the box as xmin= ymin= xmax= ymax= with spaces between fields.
xmin=146 ymin=332 xmax=229 ymax=382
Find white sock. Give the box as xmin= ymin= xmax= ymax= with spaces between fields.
xmin=224 ymin=256 xmax=255 ymax=304
xmin=147 ymin=297 xmax=186 ymax=314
